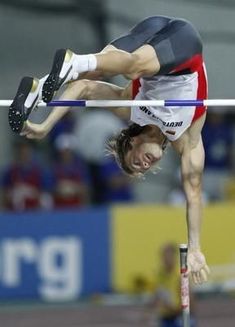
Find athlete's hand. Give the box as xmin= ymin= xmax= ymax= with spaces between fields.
xmin=20 ymin=120 xmax=49 ymax=140
xmin=187 ymin=248 xmax=210 ymax=284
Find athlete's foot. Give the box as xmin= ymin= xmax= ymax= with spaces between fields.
xmin=8 ymin=77 xmax=41 ymax=133
xmin=42 ymin=49 xmax=79 ymax=103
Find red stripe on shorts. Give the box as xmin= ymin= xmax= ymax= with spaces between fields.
xmin=192 ymin=63 xmax=208 ymax=122
xmin=171 ymin=54 xmax=203 ymax=74
xmin=171 ymin=54 xmax=208 ymax=123
xmin=132 ymin=79 xmax=141 ymax=99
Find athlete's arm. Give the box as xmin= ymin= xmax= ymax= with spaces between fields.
xmin=180 ymin=136 xmax=209 ymax=283
xmin=21 ymin=79 xmax=131 ymax=140
xmin=172 ymin=115 xmax=210 ymax=284
xmin=79 ymin=79 xmax=132 ymax=119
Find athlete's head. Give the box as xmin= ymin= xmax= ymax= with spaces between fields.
xmin=107 ymin=123 xmax=167 ymax=177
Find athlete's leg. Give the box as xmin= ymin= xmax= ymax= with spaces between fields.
xmin=96 ymin=44 xmax=160 ymax=79
xmin=42 ymin=16 xmax=170 ymax=102
xmin=95 ymin=17 xmax=203 ymax=77
xmin=42 ymin=45 xmax=160 ymax=103
xmin=42 ymin=16 xmax=202 ymax=103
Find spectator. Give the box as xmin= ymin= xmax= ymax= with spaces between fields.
xmin=99 ymin=157 xmax=133 ymax=203
xmin=202 ymin=111 xmax=234 ymax=200
xmin=148 ymin=243 xmax=196 ymax=327
xmin=1 ymin=140 xmax=48 ymax=211
xmin=49 ymin=112 xmax=76 ymax=145
xmin=51 ymin=133 xmax=90 ymax=209
xmin=75 ymin=109 xmax=126 ymax=204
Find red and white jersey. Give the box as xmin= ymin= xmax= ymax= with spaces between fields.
xmin=131 ymin=63 xmax=208 ymax=141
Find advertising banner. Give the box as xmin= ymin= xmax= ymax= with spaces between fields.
xmin=0 ymin=207 xmax=110 ymax=301
xmin=111 ymin=204 xmax=235 ymax=292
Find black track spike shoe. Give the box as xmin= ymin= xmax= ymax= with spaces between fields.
xmin=8 ymin=77 xmax=40 ymax=134
xmin=42 ymin=49 xmax=77 ymax=103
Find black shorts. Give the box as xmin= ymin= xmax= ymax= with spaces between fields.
xmin=110 ymin=16 xmax=203 ymax=75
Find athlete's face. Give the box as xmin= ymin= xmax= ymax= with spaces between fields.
xmin=124 ymin=136 xmax=163 ymax=175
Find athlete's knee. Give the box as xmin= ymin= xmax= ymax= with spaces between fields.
xmin=75 ymin=79 xmax=105 ymax=99
xmin=124 ymin=47 xmax=160 ymax=79
xmin=65 ymin=79 xmax=89 ymax=98
xmin=124 ymin=52 xmax=144 ymax=78
xmin=104 ymin=50 xmax=144 ymax=79
xmin=82 ymin=79 xmax=106 ymax=100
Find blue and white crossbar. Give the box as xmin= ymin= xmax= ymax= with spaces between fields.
xmin=47 ymin=99 xmax=235 ymax=107
xmin=1 ymin=99 xmax=235 ymax=107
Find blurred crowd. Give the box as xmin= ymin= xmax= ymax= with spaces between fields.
xmin=0 ymin=110 xmax=134 ymax=212
xmin=132 ymin=242 xmax=196 ymax=327
xmin=0 ymin=109 xmax=234 ymax=212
